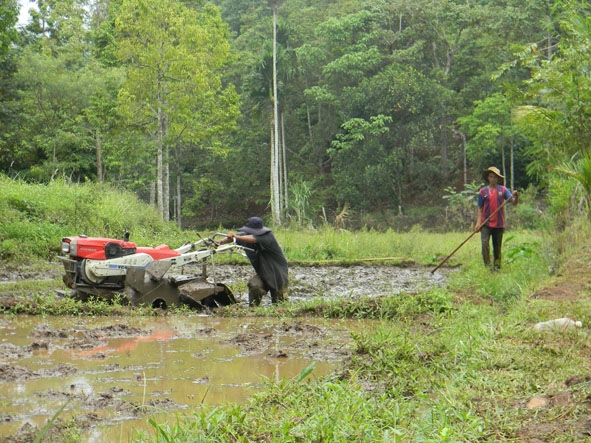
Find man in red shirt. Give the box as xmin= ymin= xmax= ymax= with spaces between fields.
xmin=477 ymin=167 xmax=519 ymax=269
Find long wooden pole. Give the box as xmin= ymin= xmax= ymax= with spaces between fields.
xmin=431 ymin=197 xmax=512 ymax=274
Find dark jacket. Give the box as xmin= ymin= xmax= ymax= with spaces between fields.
xmin=239 ymin=231 xmax=288 ymax=290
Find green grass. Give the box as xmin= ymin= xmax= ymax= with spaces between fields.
xmin=1 ymin=173 xmax=539 ymax=269
xmin=0 ymin=174 xmax=181 ymax=262
xmin=279 ymin=226 xmax=470 ymax=265
xmin=3 ymin=175 xmax=590 ymax=442
xmin=0 ymin=289 xmax=156 ymax=316
xmin=131 ymin=221 xmax=591 ymax=442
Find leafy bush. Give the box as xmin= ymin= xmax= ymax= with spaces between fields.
xmin=509 ymin=184 xmax=544 ymax=230
xmin=442 ymin=183 xmax=480 ymax=230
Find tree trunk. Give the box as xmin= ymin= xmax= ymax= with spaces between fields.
xmin=281 ymin=112 xmax=288 ymax=214
xmin=164 ymin=143 xmax=170 ymax=221
xmin=95 ymin=129 xmax=103 ymax=182
xmin=453 ymin=129 xmax=468 ymax=185
xmin=440 ymin=122 xmax=448 ymax=180
xmin=176 ymin=166 xmax=182 ymax=229
xmin=157 ymin=134 xmax=164 ymax=219
xmin=501 ymin=144 xmax=506 ymax=182
xmin=510 ymin=136 xmax=514 ymax=191
xmin=157 ymin=86 xmax=164 ymax=219
xmin=149 ymin=181 xmax=155 ymax=206
xmin=157 ymin=72 xmax=169 ymax=221
xmin=445 ymin=44 xmax=454 ymax=77
xmin=270 ymin=123 xmax=276 ymax=215
xmin=271 ymin=4 xmax=281 ymax=225
xmin=306 ymin=101 xmax=313 ymax=142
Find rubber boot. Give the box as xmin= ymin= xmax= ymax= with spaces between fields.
xmin=247 ymin=275 xmax=267 ymax=307
xmin=270 ymin=285 xmax=288 ymax=304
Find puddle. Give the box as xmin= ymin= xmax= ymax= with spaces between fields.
xmin=0 ymin=263 xmax=451 ymax=441
xmin=0 ymin=315 xmax=359 ymax=441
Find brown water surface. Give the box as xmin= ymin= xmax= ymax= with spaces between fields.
xmin=0 ymin=263 xmax=451 ymax=441
xmin=0 ymin=315 xmax=357 ymax=442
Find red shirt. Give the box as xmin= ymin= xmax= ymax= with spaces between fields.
xmin=478 ymin=185 xmax=512 ymax=228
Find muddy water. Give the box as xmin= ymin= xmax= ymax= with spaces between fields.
xmin=0 ymin=315 xmax=359 ymax=442
xmin=0 ymin=264 xmax=450 ymax=441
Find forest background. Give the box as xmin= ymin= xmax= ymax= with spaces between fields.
xmin=1 ymin=0 xmax=591 ymax=232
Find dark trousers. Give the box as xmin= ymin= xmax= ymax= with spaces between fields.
xmin=480 ymin=226 xmax=504 ymax=269
xmin=247 ymin=274 xmax=288 ymax=307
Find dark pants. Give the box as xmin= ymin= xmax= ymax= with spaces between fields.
xmin=247 ymin=274 xmax=288 ymax=307
xmin=480 ymin=226 xmax=504 ymax=269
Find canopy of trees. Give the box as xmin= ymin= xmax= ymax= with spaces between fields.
xmin=1 ymin=0 xmax=590 ymax=228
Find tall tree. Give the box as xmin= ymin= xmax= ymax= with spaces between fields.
xmin=269 ymin=0 xmax=283 ymax=225
xmin=115 ymin=0 xmax=239 ymax=222
xmin=0 ymin=0 xmax=18 ymax=58
xmin=457 ymin=93 xmax=522 ymax=190
xmin=12 ymin=0 xmax=108 ymax=181
xmin=0 ymin=0 xmax=20 ymax=172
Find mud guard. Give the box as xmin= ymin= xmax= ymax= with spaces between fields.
xmin=125 ymin=267 xmax=236 ymax=310
xmin=179 ymin=282 xmax=236 ymax=309
xmin=125 ymin=266 xmax=183 ymax=309
xmin=145 ymin=260 xmax=172 ymax=280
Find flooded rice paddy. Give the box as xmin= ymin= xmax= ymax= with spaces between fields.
xmin=0 ymin=263 xmax=451 ymax=441
xmin=0 ymin=315 xmax=357 ymax=441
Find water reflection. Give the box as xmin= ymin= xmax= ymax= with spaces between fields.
xmin=0 ymin=315 xmax=356 ymax=441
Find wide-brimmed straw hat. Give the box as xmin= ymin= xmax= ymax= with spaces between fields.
xmin=238 ymin=216 xmax=271 ymax=236
xmin=482 ymin=166 xmax=504 ymax=181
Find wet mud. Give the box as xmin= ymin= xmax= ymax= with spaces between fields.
xmin=1 ymin=315 xmax=359 ymax=442
xmin=0 ymin=262 xmax=450 ymax=309
xmin=0 ymin=263 xmax=450 ymax=442
xmin=202 ymin=263 xmax=449 ymax=303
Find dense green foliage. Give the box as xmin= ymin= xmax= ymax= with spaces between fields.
xmin=2 ymin=0 xmax=591 ymax=228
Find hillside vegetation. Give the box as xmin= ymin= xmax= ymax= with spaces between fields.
xmin=0 ymin=175 xmax=183 ymax=263
xmin=2 ymin=1 xmax=591 ymax=228
xmin=0 ymin=175 xmax=541 ymax=266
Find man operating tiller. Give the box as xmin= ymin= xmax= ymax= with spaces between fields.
xmin=219 ymin=216 xmax=289 ymax=306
